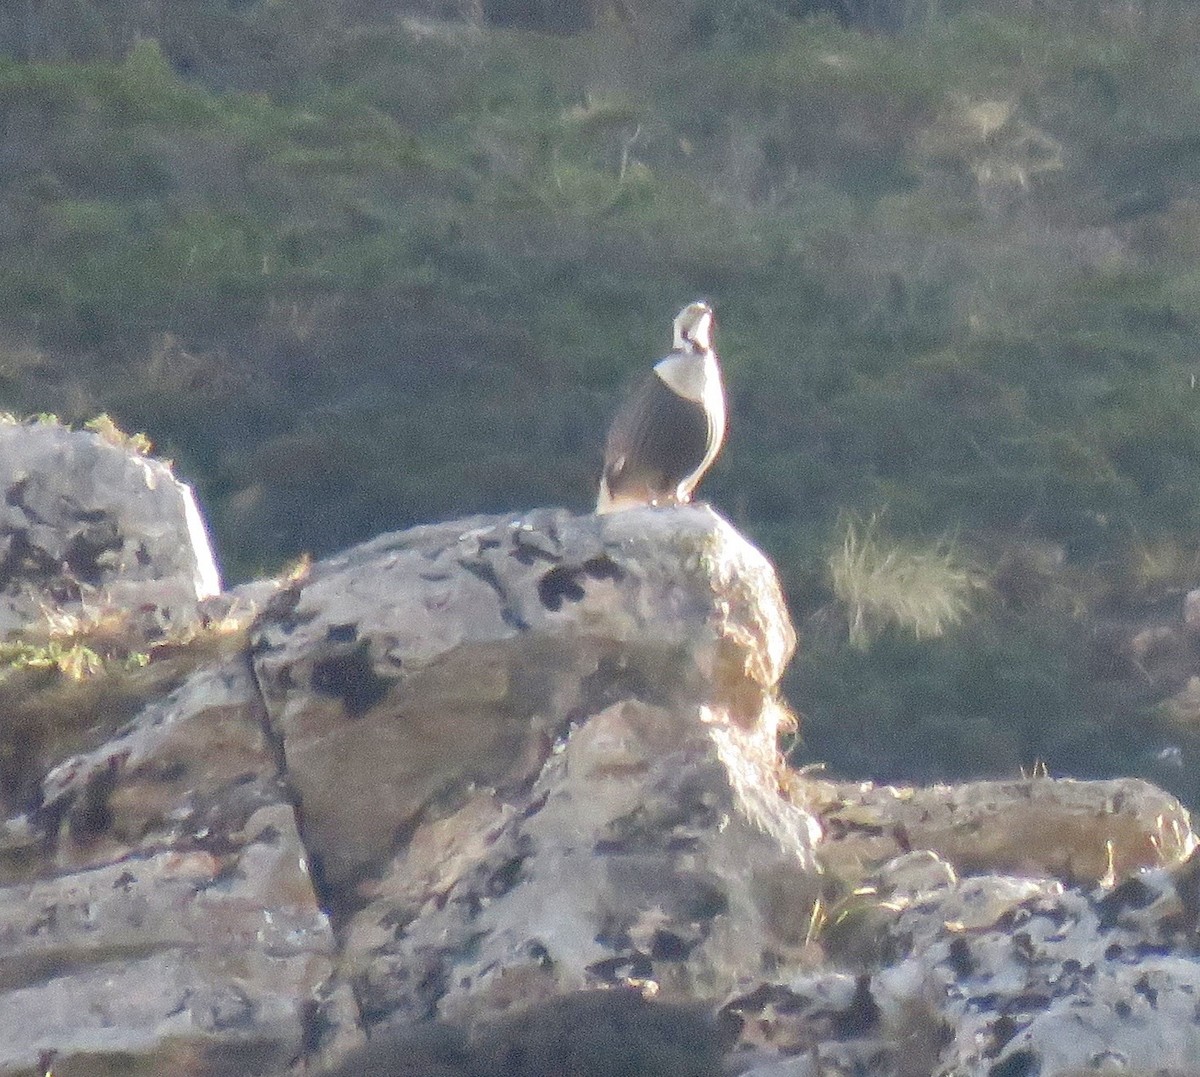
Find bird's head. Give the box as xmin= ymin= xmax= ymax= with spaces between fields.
xmin=673 ymin=301 xmax=715 ymax=353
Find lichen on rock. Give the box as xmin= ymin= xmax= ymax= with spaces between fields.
xmin=248 ymin=505 xmax=823 ymax=1056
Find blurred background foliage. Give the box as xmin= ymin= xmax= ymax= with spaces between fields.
xmin=5 ymin=0 xmax=1200 ymax=802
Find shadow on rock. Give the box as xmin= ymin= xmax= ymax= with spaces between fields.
xmin=321 ymin=989 xmax=730 ymax=1077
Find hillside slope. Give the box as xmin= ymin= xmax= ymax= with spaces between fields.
xmin=4 ymin=0 xmax=1200 ymax=801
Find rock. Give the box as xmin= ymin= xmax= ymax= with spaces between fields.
xmin=5 ymin=420 xmax=1200 ymax=1077
xmin=250 ymin=506 xmax=807 ymax=887
xmin=31 ymin=659 xmax=284 ymax=877
xmin=732 ymin=815 xmax=1200 ymax=1077
xmin=812 ymin=775 xmax=1195 ymax=885
xmin=0 ymin=497 xmax=820 ymax=1075
xmin=321 ymin=989 xmax=732 ymax=1077
xmin=0 ymin=656 xmax=337 ymax=1076
xmin=249 ymin=505 xmax=821 ymax=1048
xmin=1184 ymin=587 xmax=1200 ymax=631
xmin=874 ymin=854 xmax=1200 ymax=1077
xmin=0 ymin=418 xmax=221 ymax=639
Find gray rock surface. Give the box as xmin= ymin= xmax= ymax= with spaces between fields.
xmin=0 ymin=494 xmax=821 ymax=1074
xmin=250 ymin=506 xmax=805 ymax=887
xmin=881 ymin=860 xmax=1200 ymax=1076
xmin=5 ymin=427 xmax=1200 ymax=1077
xmin=813 ymin=775 xmax=1195 ymax=883
xmin=0 ymin=418 xmax=221 ymax=638
xmin=732 ymin=837 xmax=1200 ymax=1077
xmin=0 ymin=656 xmax=334 ymax=1077
xmin=249 ymin=506 xmax=820 ymax=1050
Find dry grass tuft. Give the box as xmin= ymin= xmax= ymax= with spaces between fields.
xmin=83 ymin=412 xmax=153 ymax=455
xmin=829 ymin=514 xmax=983 ymax=649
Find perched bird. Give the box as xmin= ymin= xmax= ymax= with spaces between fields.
xmin=596 ymin=301 xmax=726 ymax=514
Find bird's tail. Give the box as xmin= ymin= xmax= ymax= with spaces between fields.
xmin=596 ymin=475 xmax=664 ymax=514
xmin=595 ymin=475 xmax=617 ymax=515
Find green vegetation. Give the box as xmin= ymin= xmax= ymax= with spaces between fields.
xmin=82 ymin=412 xmax=153 ymax=454
xmin=0 ymin=593 xmax=253 ymax=819
xmin=5 ymin=0 xmax=1200 ymax=803
xmin=0 ymin=638 xmax=106 ymax=680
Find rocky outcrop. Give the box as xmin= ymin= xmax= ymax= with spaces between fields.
xmin=5 ymin=431 xmax=1200 ymax=1077
xmin=0 ymin=485 xmax=820 ymax=1075
xmin=728 ymin=788 xmax=1200 ymax=1077
xmin=251 ymin=506 xmax=819 ymax=1059
xmin=0 ymin=418 xmax=221 ymax=638
xmin=813 ymin=775 xmax=1195 ymax=883
xmin=877 ymin=855 xmax=1200 ymax=1077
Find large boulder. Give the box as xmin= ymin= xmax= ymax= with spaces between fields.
xmin=249 ymin=506 xmax=821 ymax=1048
xmin=249 ymin=506 xmax=805 ymax=886
xmin=0 ymin=497 xmax=821 ymax=1075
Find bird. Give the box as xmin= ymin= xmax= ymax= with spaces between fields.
xmin=596 ymin=301 xmax=726 ymax=514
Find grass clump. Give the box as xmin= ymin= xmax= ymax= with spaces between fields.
xmin=1 ymin=411 xmax=152 ymax=455
xmin=0 ymin=639 xmax=106 ymax=681
xmin=0 ymin=601 xmax=253 ymax=817
xmin=828 ymin=513 xmax=982 ymax=649
xmin=83 ymin=412 xmax=152 ymax=455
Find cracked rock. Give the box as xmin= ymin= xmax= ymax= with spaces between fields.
xmin=0 ymin=656 xmax=336 ymax=1076
xmin=250 ymin=506 xmax=808 ymax=890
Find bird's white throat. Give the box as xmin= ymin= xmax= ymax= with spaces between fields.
xmin=653 ymin=350 xmax=721 ymax=406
